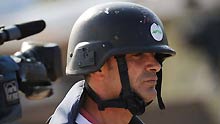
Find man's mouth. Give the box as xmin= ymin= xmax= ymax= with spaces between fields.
xmin=144 ymin=77 xmax=158 ymax=87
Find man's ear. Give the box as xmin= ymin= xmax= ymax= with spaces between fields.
xmin=90 ymin=58 xmax=112 ymax=81
xmin=90 ymin=69 xmax=104 ymax=81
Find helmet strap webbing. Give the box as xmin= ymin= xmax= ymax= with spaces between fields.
xmin=116 ymin=55 xmax=166 ymax=110
xmin=115 ymin=55 xmax=148 ymax=115
xmin=85 ymin=82 xmax=127 ymax=109
xmin=156 ymin=69 xmax=165 ymax=109
xmin=84 ymin=55 xmax=158 ymax=115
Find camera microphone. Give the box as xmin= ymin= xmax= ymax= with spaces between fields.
xmin=0 ymin=20 xmax=46 ymax=45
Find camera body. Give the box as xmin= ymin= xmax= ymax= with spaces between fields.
xmin=0 ymin=56 xmax=21 ymax=123
xmin=0 ymin=41 xmax=62 ymax=123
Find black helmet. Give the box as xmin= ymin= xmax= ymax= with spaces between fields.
xmin=66 ymin=2 xmax=176 ymax=115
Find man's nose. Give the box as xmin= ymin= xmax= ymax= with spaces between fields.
xmin=144 ymin=55 xmax=161 ymax=73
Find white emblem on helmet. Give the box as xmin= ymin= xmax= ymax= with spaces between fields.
xmin=150 ymin=23 xmax=163 ymax=41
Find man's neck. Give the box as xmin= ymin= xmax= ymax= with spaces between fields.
xmin=82 ymin=96 xmax=132 ymax=124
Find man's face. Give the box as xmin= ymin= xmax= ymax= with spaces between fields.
xmin=101 ymin=52 xmax=161 ymax=103
xmin=126 ymin=53 xmax=161 ymax=103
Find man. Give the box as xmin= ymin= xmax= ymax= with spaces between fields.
xmin=48 ymin=2 xmax=176 ymax=124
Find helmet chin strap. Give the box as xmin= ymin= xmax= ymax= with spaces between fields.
xmin=156 ymin=69 xmax=165 ymax=109
xmin=114 ymin=55 xmax=151 ymax=115
xmin=84 ymin=55 xmax=164 ymax=115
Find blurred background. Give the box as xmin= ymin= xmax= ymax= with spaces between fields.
xmin=1 ymin=0 xmax=220 ymax=124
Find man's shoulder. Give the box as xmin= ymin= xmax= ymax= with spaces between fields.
xmin=48 ymin=80 xmax=86 ymax=124
xmin=61 ymin=80 xmax=85 ymax=103
xmin=68 ymin=80 xmax=85 ymax=95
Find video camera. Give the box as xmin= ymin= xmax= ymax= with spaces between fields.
xmin=0 ymin=20 xmax=62 ymax=123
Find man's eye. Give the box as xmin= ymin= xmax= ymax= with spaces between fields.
xmin=133 ymin=53 xmax=143 ymax=57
